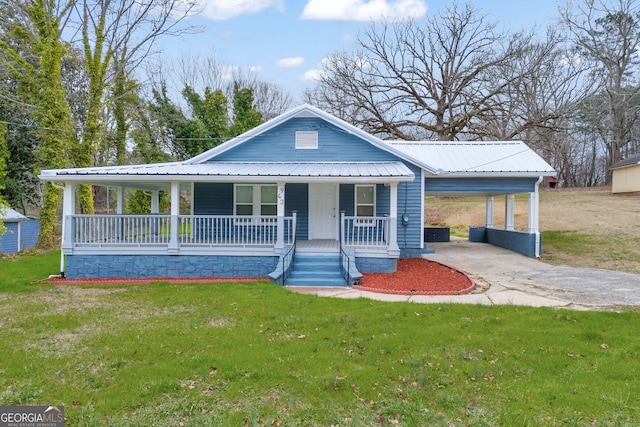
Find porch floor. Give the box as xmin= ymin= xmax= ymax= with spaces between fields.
xmin=296 ymin=239 xmax=340 ymax=255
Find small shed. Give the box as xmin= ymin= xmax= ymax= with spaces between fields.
xmin=0 ymin=207 xmax=39 ymax=254
xmin=611 ymin=153 xmax=640 ymax=193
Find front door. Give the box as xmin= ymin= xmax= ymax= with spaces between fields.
xmin=309 ymin=183 xmax=338 ymax=240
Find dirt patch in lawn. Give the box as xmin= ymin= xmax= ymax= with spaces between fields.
xmin=355 ymin=258 xmax=474 ymax=295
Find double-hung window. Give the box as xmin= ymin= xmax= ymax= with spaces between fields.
xmin=235 ymin=184 xmax=277 ymax=222
xmin=355 ymin=185 xmax=375 ymax=226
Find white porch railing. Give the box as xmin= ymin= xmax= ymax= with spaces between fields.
xmin=179 ymin=215 xmax=295 ymax=246
xmin=340 ymin=215 xmax=391 ymax=249
xmin=73 ymin=214 xmax=172 ymax=245
xmin=69 ymin=214 xmax=295 ymax=249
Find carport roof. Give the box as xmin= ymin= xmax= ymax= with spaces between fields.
xmin=385 ymin=141 xmax=557 ymax=178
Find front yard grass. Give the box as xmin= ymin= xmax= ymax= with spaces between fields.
xmin=1 ymin=260 xmax=639 ymax=426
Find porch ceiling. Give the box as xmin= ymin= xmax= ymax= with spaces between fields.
xmin=39 ymin=161 xmax=415 ymax=188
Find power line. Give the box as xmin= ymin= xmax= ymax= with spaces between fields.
xmin=0 ymin=119 xmax=75 ymax=133
xmin=0 ymin=93 xmax=36 ymax=108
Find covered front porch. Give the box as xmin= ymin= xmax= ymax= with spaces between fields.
xmin=48 ymin=162 xmax=413 ymax=279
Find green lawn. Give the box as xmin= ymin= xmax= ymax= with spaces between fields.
xmin=1 ymin=251 xmax=640 ymax=426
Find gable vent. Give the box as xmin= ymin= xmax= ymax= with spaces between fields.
xmin=295 ymin=131 xmax=318 ymax=149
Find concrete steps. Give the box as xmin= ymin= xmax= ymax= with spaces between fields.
xmin=285 ymin=255 xmax=347 ymax=287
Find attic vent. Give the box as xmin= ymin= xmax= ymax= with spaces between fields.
xmin=295 ymin=131 xmax=318 ymax=149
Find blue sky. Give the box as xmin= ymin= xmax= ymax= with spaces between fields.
xmin=164 ymin=0 xmax=560 ymax=103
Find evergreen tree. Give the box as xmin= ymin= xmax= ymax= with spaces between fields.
xmin=229 ymin=83 xmax=262 ymax=137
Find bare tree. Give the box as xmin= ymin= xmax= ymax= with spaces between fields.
xmin=305 ymin=2 xmax=536 ymax=141
xmin=560 ymin=0 xmax=640 ymax=182
xmin=69 ymin=0 xmax=202 ymax=212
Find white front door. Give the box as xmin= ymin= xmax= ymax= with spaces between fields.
xmin=309 ymin=183 xmax=338 ymax=240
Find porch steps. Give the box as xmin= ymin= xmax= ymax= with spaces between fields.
xmin=285 ymin=255 xmax=347 ymax=287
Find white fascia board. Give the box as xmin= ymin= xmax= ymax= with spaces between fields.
xmin=431 ymin=171 xmax=557 ymax=178
xmin=38 ymin=173 xmax=414 ymax=185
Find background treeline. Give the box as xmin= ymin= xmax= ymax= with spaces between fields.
xmin=1 ymin=0 xmax=639 ymax=247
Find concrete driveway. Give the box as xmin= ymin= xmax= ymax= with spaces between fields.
xmin=290 ymin=237 xmax=640 ymax=311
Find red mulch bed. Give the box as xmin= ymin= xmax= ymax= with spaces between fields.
xmin=45 ymin=259 xmax=474 ymax=296
xmin=354 ymin=258 xmax=475 ymax=295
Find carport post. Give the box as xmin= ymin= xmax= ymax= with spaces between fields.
xmin=485 ymin=196 xmax=494 ymax=229
xmin=530 ymin=176 xmax=543 ymax=257
xmin=505 ymin=195 xmax=515 ymax=231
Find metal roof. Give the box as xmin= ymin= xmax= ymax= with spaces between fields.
xmin=41 ymin=161 xmax=415 ymax=184
xmin=0 ymin=207 xmax=28 ymax=222
xmin=385 ymin=141 xmax=556 ymax=177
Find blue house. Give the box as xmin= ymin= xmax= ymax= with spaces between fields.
xmin=0 ymin=207 xmax=39 ymax=254
xmin=39 ymin=104 xmax=556 ymax=285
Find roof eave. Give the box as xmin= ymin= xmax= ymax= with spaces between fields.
xmin=430 ymin=171 xmax=557 ymax=178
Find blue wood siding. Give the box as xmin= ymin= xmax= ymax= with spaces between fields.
xmin=376 ymin=184 xmax=390 ymax=216
xmin=398 ymin=163 xmax=423 ymax=257
xmin=0 ymin=223 xmax=20 ymax=254
xmin=425 ymin=177 xmax=538 ymax=194
xmin=210 ymin=118 xmax=401 ymax=163
xmin=285 ymin=183 xmax=308 ymax=240
xmin=193 ymin=183 xmax=233 ymax=215
xmin=339 ymin=184 xmax=355 ymax=215
xmin=0 ymin=219 xmax=38 ymax=254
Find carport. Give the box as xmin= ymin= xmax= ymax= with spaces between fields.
xmin=386 ymin=141 xmax=557 ymax=257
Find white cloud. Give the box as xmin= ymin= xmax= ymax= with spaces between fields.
xmin=342 ymin=34 xmax=355 ymax=43
xmin=302 ymin=68 xmax=322 ymax=81
xmin=302 ymin=57 xmax=333 ymax=81
xmin=200 ymin=0 xmax=285 ymax=20
xmin=277 ymin=57 xmax=305 ymax=67
xmin=300 ymin=0 xmax=426 ymax=22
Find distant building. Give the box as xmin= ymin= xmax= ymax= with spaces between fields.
xmin=0 ymin=207 xmax=39 ymax=254
xmin=611 ymin=153 xmax=640 ymax=193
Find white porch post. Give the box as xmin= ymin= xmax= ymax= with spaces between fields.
xmin=60 ymin=183 xmax=76 ymax=275
xmin=116 ymin=186 xmax=125 ymax=241
xmin=151 ymin=190 xmax=159 ymax=214
xmin=485 ymin=196 xmax=494 ymax=229
xmin=275 ymin=181 xmax=285 ymax=251
xmin=116 ymin=186 xmax=124 ymax=214
xmin=530 ymin=177 xmax=543 ymax=257
xmin=168 ymin=181 xmax=180 ymax=254
xmin=389 ymin=182 xmax=400 ymax=255
xmin=505 ymin=194 xmax=515 ymax=231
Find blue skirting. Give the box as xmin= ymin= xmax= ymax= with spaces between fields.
xmin=65 ymin=255 xmax=279 ymax=279
xmin=469 ymin=226 xmax=538 ymax=257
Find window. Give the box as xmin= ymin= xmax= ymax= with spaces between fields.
xmin=355 ymin=185 xmax=376 ymax=226
xmin=355 ymin=185 xmax=375 ymax=217
xmin=295 ymin=131 xmax=318 ymax=149
xmin=235 ymin=184 xmax=277 ymax=218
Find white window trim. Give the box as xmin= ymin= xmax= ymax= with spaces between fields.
xmin=354 ymin=184 xmax=376 ymax=226
xmin=295 ymin=131 xmax=318 ymax=149
xmin=234 ymin=184 xmax=277 ymax=224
